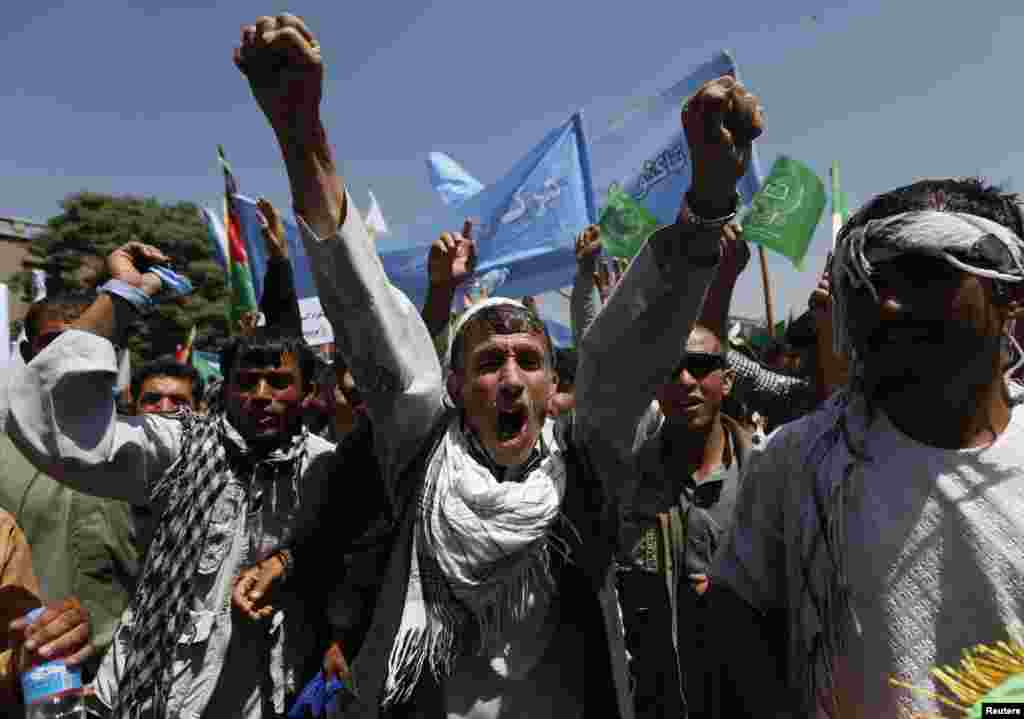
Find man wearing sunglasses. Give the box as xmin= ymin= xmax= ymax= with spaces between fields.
xmin=0 ymin=292 xmax=141 ymax=682
xmin=616 ymin=323 xmax=753 ymax=719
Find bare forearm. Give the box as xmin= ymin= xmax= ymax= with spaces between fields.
xmin=570 ymin=256 xmax=601 ymax=348
xmin=422 ymin=282 xmax=456 ymax=340
xmin=277 ymin=119 xmax=346 ymax=242
xmin=70 ymin=294 xmax=137 ymax=346
xmin=813 ymin=310 xmax=849 ymax=402
xmin=698 ymin=271 xmax=739 ymax=341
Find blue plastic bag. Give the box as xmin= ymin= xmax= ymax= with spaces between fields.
xmin=149 ymin=265 xmax=194 ymax=301
xmin=287 ymin=671 xmax=349 ymax=718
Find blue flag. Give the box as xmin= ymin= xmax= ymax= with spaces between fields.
xmin=427 ymin=151 xmax=485 ymax=207
xmin=381 ymin=112 xmax=597 ymax=307
xmin=545 ymin=319 xmax=574 ymax=349
xmin=589 ymin=50 xmax=764 ymax=225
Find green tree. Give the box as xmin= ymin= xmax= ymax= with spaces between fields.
xmin=13 ymin=192 xmax=231 ymax=362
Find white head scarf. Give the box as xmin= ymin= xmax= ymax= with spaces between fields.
xmin=445 ymin=296 xmax=531 ymax=370
xmin=831 ymin=209 xmax=1024 ymax=374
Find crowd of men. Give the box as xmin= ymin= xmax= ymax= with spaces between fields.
xmin=1 ymin=12 xmax=1023 ymax=719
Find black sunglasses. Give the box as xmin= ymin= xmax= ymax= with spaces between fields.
xmin=673 ymin=351 xmax=727 ymax=379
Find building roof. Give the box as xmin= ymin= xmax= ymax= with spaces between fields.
xmin=0 ymin=216 xmax=46 ymax=242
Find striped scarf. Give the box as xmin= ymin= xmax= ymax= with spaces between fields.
xmin=113 ymin=392 xmax=306 ymax=717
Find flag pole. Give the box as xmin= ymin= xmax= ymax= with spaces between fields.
xmin=830 ymin=161 xmax=842 ymax=249
xmin=759 ymin=245 xmax=776 ymax=337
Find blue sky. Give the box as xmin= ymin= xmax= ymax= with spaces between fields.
xmin=4 ymin=0 xmax=1023 ymax=325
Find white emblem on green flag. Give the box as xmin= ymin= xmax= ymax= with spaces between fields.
xmin=598 ymin=183 xmax=661 ymax=259
xmin=742 ymin=156 xmax=826 ymax=270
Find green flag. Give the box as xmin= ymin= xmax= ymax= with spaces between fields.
xmin=742 ymin=156 xmax=826 ymax=270
xmin=598 ymin=184 xmax=661 ymax=259
xmin=192 ymin=350 xmax=223 ymax=385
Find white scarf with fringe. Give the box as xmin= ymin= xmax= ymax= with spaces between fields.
xmin=382 ymin=414 xmax=567 ymax=707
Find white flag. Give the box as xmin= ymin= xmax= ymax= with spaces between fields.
xmin=31 ymin=270 xmax=47 ymax=302
xmin=117 ymin=348 xmax=132 ymax=394
xmin=364 ymin=189 xmax=390 ymax=237
xmin=0 ymin=284 xmax=10 ymax=368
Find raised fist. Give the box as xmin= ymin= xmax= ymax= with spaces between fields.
xmin=809 ymin=266 xmax=833 ymax=314
xmin=683 ymin=76 xmax=764 ymax=201
xmin=574 ymin=225 xmax=602 ymax=263
xmin=257 ymin=197 xmax=289 ymax=259
xmin=428 ymin=220 xmax=477 ymax=289
xmin=234 ymin=14 xmax=323 ymax=132
xmin=107 ymin=242 xmax=169 ymax=297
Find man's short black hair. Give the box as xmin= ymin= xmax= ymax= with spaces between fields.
xmin=131 ymin=355 xmax=204 ymax=408
xmin=841 ymin=177 xmax=1019 ymax=236
xmin=23 ymin=290 xmax=97 ymax=341
xmin=220 ymin=326 xmax=317 ymax=390
xmin=838 ymin=177 xmax=1024 ymax=307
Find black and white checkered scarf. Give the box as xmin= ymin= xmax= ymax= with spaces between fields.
xmin=113 ymin=390 xmax=306 ymax=717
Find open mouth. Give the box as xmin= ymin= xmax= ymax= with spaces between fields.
xmin=496 ymin=407 xmax=528 ymax=442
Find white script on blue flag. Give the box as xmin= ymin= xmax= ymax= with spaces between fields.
xmin=499 ymin=178 xmax=569 ymax=225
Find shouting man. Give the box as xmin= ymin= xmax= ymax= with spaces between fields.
xmin=232 ymin=12 xmax=763 ymax=717
xmin=3 ymin=241 xmax=339 ymax=716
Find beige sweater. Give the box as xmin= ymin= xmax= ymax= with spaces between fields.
xmin=0 ymin=509 xmax=42 ymax=705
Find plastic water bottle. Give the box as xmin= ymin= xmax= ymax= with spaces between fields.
xmin=20 ymin=608 xmax=87 ymax=718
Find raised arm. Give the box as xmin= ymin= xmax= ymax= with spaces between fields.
xmin=576 ymin=76 xmax=765 ymax=465
xmin=235 ymin=15 xmax=445 ymax=487
xmin=256 ymin=197 xmax=303 ymax=333
xmin=570 ymin=225 xmax=603 ymax=348
xmin=422 ymin=220 xmax=476 ymax=340
xmin=809 ymin=264 xmax=850 ymax=402
xmin=1 ymin=243 xmax=182 ymax=505
xmin=696 ymin=223 xmax=751 ymax=341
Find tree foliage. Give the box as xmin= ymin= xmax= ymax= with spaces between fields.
xmin=13 ymin=192 xmax=231 ymax=362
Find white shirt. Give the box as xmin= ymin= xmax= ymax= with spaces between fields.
xmin=712 ymin=392 xmax=1024 ymax=718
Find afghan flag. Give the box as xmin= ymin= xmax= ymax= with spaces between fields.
xmin=598 ymin=184 xmax=661 ymax=259
xmin=742 ymin=156 xmax=826 ymax=270
xmin=218 ymin=145 xmax=259 ymax=332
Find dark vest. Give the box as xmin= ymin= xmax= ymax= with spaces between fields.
xmin=345 ymin=409 xmax=633 ymax=718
